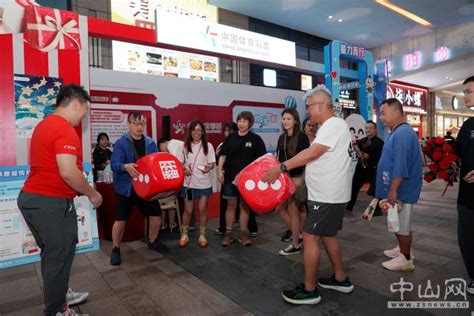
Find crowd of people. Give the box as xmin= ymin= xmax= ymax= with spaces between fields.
xmin=16 ymin=76 xmax=474 ymax=314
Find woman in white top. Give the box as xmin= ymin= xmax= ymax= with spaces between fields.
xmin=176 ymin=120 xmax=216 ymax=248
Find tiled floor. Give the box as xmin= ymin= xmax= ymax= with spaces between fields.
xmin=1 ymin=180 xmax=473 ymax=315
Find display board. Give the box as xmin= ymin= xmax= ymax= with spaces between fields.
xmin=112 ymin=41 xmax=219 ymax=81
xmin=90 ymin=68 xmax=306 ymax=152
xmin=111 ymin=0 xmax=220 ymax=81
xmin=0 ymin=164 xmax=99 ymax=269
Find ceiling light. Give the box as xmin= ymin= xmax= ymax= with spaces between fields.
xmin=328 ymin=15 xmax=333 ymax=19
xmin=374 ymin=0 xmax=435 ymax=29
xmin=338 ymin=19 xmax=343 ymax=22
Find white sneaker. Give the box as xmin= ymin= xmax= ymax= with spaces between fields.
xmin=383 ymin=246 xmax=415 ymax=260
xmin=66 ymin=288 xmax=89 ymax=306
xmin=382 ymin=254 xmax=415 ymax=271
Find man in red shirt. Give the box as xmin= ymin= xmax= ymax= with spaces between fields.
xmin=17 ymin=84 xmax=102 ymax=316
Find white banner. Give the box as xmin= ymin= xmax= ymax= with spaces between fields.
xmin=156 ymin=12 xmax=296 ymax=67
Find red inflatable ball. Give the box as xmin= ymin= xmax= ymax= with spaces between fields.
xmin=132 ymin=152 xmax=184 ymax=201
xmin=235 ymin=154 xmax=295 ymax=213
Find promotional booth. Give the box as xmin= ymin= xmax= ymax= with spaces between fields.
xmin=0 ymin=2 xmax=306 ymax=269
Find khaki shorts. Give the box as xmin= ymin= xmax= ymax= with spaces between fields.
xmin=397 ymin=203 xmax=413 ymax=236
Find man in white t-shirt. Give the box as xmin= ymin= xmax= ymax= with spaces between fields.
xmin=264 ymin=86 xmax=356 ymax=305
xmin=158 ymin=138 xmax=184 ymax=157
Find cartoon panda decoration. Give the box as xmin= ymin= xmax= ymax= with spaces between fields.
xmin=366 ymin=75 xmax=375 ymax=94
xmin=345 ymin=113 xmax=366 ymax=142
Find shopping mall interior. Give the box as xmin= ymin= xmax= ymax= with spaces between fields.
xmin=0 ymin=0 xmax=473 ymax=315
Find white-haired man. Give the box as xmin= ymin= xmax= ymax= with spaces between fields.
xmin=264 ymin=86 xmax=356 ymax=305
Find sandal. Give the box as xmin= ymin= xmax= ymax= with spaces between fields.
xmin=221 ymin=231 xmax=234 ymax=247
xmin=238 ymin=231 xmax=252 ymax=247
xmin=198 ymin=235 xmax=208 ymax=248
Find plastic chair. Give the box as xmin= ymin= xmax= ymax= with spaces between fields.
xmin=158 ymin=195 xmax=182 ymax=234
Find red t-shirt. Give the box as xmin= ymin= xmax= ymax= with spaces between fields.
xmin=22 ymin=114 xmax=82 ymax=198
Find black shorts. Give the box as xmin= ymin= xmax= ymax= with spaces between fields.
xmin=303 ymin=200 xmax=345 ymax=237
xmin=115 ymin=190 xmax=161 ymax=221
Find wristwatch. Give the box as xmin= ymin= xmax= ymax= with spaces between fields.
xmin=280 ymin=163 xmax=289 ymax=173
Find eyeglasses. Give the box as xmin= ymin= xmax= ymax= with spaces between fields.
xmin=129 ymin=121 xmax=146 ymax=127
xmin=463 ymin=89 xmax=473 ymax=95
xmin=305 ymin=101 xmax=325 ymax=109
xmin=192 ymin=129 xmax=203 ymax=133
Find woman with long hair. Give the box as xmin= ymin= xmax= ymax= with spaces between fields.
xmin=275 ymin=109 xmax=309 ymax=255
xmin=177 ymin=120 xmax=216 ymax=248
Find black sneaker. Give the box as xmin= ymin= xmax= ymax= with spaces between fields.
xmin=279 ymin=243 xmax=301 ymax=256
xmin=110 ymin=247 xmax=121 ymax=266
xmin=281 ymin=283 xmax=321 ymax=305
xmin=148 ymin=240 xmax=169 ymax=254
xmin=468 ymin=280 xmax=474 ymax=295
xmin=214 ymin=228 xmax=224 ymax=235
xmin=281 ymin=230 xmax=292 ymax=242
xmin=249 ymin=231 xmax=258 ymax=237
xmin=318 ymin=275 xmax=354 ymax=293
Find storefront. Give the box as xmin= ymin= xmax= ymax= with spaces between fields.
xmin=434 ymin=92 xmax=474 ymax=137
xmin=387 ymin=81 xmax=428 ymax=138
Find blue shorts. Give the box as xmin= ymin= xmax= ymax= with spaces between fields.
xmin=180 ymin=187 xmax=213 ymax=200
xmin=221 ymin=180 xmax=240 ymax=200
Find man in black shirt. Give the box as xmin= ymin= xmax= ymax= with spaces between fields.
xmin=457 ymin=76 xmax=474 ymax=295
xmin=346 ymin=120 xmax=384 ymax=214
xmin=218 ymin=111 xmax=266 ymax=247
xmin=110 ymin=112 xmax=168 ymax=266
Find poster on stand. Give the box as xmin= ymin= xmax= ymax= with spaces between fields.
xmin=0 ymin=164 xmax=99 ymax=270
xmin=90 ymin=107 xmax=155 ymax=148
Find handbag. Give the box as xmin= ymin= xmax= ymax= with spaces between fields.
xmin=387 ymin=204 xmax=400 ymax=233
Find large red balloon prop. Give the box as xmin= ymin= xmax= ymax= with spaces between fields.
xmin=235 ymin=154 xmax=295 ymax=213
xmin=132 ymin=152 xmax=184 ymax=200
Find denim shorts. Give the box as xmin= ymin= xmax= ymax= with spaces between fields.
xmin=180 ymin=187 xmax=213 ymax=200
xmin=221 ymin=180 xmax=240 ymax=200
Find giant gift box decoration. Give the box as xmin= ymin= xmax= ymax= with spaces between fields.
xmin=24 ymin=5 xmax=81 ymax=52
xmin=133 ymin=152 xmax=185 ymax=201
xmin=235 ymin=154 xmax=295 ymax=213
xmin=0 ymin=3 xmax=92 ymax=269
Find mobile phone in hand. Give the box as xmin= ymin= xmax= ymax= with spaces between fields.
xmin=197 ymin=164 xmax=207 ymax=172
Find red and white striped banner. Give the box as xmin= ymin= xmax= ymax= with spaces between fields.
xmin=0 ymin=15 xmax=90 ymax=166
